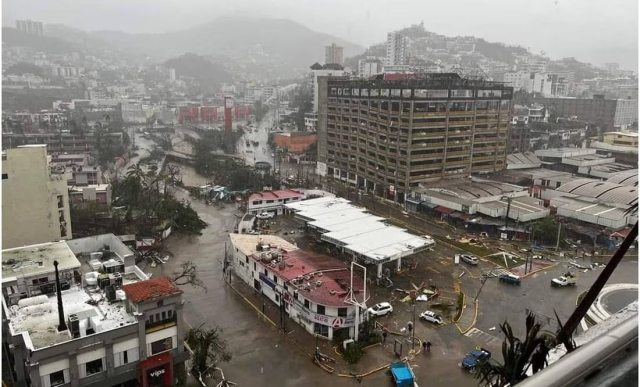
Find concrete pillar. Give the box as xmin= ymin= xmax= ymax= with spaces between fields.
xmin=377 ymin=264 xmax=383 ymax=278
xmin=105 ymin=341 xmax=114 ymax=376
xmin=396 ymin=257 xmax=402 ymax=272
xmin=29 ymin=364 xmax=41 ymax=387
xmin=137 ymin=314 xmax=147 ymax=360
xmin=12 ymin=344 xmax=28 ymax=387
xmin=69 ymin=352 xmax=78 ymax=387
xmin=176 ymin=302 xmax=185 ymax=352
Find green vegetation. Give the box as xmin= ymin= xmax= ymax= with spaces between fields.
xmin=163 ymin=53 xmax=232 ymax=89
xmin=454 ymin=292 xmax=464 ymax=322
xmin=532 ymin=217 xmax=566 ymax=248
xmin=5 ymin=62 xmax=45 ymax=77
xmin=289 ymin=85 xmax=313 ymax=131
xmin=476 ymin=314 xmax=552 ymax=386
xmin=253 ymin=100 xmax=269 ymax=122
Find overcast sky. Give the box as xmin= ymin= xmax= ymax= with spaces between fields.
xmin=3 ymin=0 xmax=638 ymax=69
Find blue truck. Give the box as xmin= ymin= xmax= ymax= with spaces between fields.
xmin=390 ymin=362 xmax=418 ymax=387
xmin=460 ymin=347 xmax=491 ymax=372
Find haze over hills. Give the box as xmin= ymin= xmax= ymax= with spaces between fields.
xmin=42 ymin=17 xmax=365 ymax=77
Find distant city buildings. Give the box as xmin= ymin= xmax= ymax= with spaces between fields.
xmin=386 ymin=32 xmax=407 ymax=66
xmin=16 ymin=19 xmax=44 ymax=36
xmin=169 ymin=68 xmax=176 ymax=81
xmin=308 ymin=62 xmax=349 ymax=112
xmin=358 ymin=57 xmax=382 ymax=78
xmin=533 ymin=95 xmax=637 ymax=131
xmin=324 ymin=43 xmax=344 ymax=65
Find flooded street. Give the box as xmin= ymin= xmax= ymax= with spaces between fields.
xmin=155 ymin=182 xmax=351 ymax=387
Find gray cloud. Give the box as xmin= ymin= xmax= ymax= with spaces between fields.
xmin=3 ymin=0 xmax=638 ymax=69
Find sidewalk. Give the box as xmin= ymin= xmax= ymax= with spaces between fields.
xmin=455 ymin=294 xmax=478 ymax=335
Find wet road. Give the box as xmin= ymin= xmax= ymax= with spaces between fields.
xmin=158 ymin=188 xmax=355 ymax=387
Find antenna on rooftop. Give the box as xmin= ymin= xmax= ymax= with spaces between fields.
xmin=54 ymin=260 xmax=68 ymax=332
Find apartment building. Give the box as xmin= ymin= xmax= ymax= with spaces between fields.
xmin=386 ymin=32 xmax=407 ymax=66
xmin=229 ymin=234 xmax=366 ymax=340
xmin=533 ymin=95 xmax=618 ymax=130
xmin=2 ymin=132 xmax=124 ymax=154
xmin=358 ymin=57 xmax=382 ymax=78
xmin=16 ymin=19 xmax=44 ymax=36
xmin=309 ymin=63 xmax=349 ymax=112
xmin=1 ymin=234 xmax=189 ymax=387
xmin=317 ymin=73 xmax=513 ymax=202
xmin=2 ymin=145 xmax=72 ymax=249
xmin=324 ymin=43 xmax=344 ymax=65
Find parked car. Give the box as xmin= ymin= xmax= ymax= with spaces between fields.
xmin=256 ymin=212 xmax=274 ymax=220
xmin=419 ymin=310 xmax=443 ymax=325
xmin=367 ymin=302 xmax=393 ymax=317
xmin=460 ymin=347 xmax=491 ymax=371
xmin=458 ymin=254 xmax=479 ymax=265
xmin=499 ymin=273 xmax=521 ymax=285
xmin=551 ymin=276 xmax=577 ymax=287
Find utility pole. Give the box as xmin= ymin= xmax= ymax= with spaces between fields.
xmin=411 ymin=299 xmax=417 ymax=350
xmin=556 ymin=221 xmax=562 ymax=251
xmin=474 ymin=268 xmax=498 ymax=303
xmin=504 ymin=196 xmax=512 ymax=229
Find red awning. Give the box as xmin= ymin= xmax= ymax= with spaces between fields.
xmin=435 ymin=206 xmax=455 ymax=215
xmin=602 ymin=228 xmax=631 ymax=238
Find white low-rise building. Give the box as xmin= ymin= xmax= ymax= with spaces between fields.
xmin=229 ymin=234 xmax=367 ymax=340
xmin=247 ymin=189 xmax=306 ymax=216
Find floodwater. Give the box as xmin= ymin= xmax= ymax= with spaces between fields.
xmin=601 ymin=289 xmax=638 ymax=314
xmin=158 ymin=186 xmax=351 ymax=387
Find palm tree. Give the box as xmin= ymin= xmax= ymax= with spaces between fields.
xmin=476 ymin=313 xmax=552 ymax=387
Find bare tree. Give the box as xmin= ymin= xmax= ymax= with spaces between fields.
xmin=172 ymin=260 xmax=207 ymax=291
xmin=185 ymin=324 xmax=232 ymax=386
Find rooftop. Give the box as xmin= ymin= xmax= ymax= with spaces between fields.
xmin=228 ymin=234 xmax=365 ymax=306
xmin=248 ymin=189 xmax=305 ymax=203
xmin=417 ymin=178 xmax=524 ymax=200
xmin=6 ymin=274 xmax=142 ymax=350
xmin=285 ymin=198 xmax=434 ymax=264
xmin=121 ymin=276 xmax=183 ymax=304
xmin=506 ymin=152 xmax=542 ymax=169
xmin=606 ymin=169 xmax=638 ymax=186
xmin=2 ymin=242 xmax=81 ymax=283
xmin=557 ymin=179 xmax=638 ymax=206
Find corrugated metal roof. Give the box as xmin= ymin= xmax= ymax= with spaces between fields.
xmin=607 ymin=169 xmax=638 ymax=187
xmin=557 ymin=178 xmax=638 ymax=205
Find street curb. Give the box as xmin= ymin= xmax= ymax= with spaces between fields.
xmin=459 ymin=301 xmax=479 ymax=335
xmin=225 ymin=278 xmax=277 ymax=327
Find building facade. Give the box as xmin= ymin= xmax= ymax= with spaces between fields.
xmin=318 ymin=73 xmax=513 ymax=202
xmin=386 ymin=32 xmax=407 ymax=66
xmin=324 ymin=43 xmax=344 ymax=65
xmin=613 ymin=99 xmax=638 ymax=128
xmin=16 ymin=19 xmax=44 ymax=36
xmin=246 ymin=189 xmax=305 ymax=215
xmin=309 ymin=63 xmax=349 ymax=113
xmin=229 ymin=234 xmax=366 ymax=340
xmin=274 ymin=132 xmax=318 ymax=154
xmin=533 ymin=95 xmax=618 ymax=130
xmin=358 ymin=57 xmax=381 ymax=79
xmin=2 ymin=234 xmax=189 ymax=387
xmin=2 ymin=145 xmax=72 ymax=249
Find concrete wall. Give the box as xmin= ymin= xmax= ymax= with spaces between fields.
xmin=2 ymin=146 xmax=72 ymax=249
xmin=65 ymin=234 xmax=135 ymax=264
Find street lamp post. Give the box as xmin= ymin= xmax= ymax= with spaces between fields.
xmin=474 ymin=267 xmax=499 ymax=303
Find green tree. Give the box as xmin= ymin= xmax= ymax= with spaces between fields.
xmin=532 ymin=217 xmax=564 ymax=246
xmin=476 ymin=314 xmax=552 ymax=386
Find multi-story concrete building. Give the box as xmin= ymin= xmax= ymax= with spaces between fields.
xmin=229 ymin=234 xmax=366 ymax=340
xmin=613 ymin=99 xmax=638 ymax=128
xmin=507 ymin=126 xmax=531 ymax=153
xmin=309 ymin=63 xmax=349 ymax=112
xmin=324 ymin=43 xmax=344 ymax=65
xmin=16 ymin=19 xmax=44 ymax=36
xmin=1 ymin=234 xmax=189 ymax=387
xmin=358 ymin=57 xmax=382 ymax=78
xmin=533 ymin=95 xmax=618 ymax=130
xmin=2 ymin=132 xmax=124 ymax=154
xmin=317 ymin=73 xmax=513 ymax=202
xmin=386 ymin=32 xmax=407 ymax=66
xmin=2 ymin=145 xmax=72 ymax=249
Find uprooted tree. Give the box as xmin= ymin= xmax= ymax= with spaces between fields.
xmin=171 ymin=260 xmax=206 ymax=291
xmin=185 ymin=324 xmax=232 ymax=386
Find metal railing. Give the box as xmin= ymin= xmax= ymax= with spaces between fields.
xmin=517 ymin=314 xmax=638 ymax=387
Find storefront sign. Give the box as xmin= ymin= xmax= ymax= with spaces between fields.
xmin=287 ymin=295 xmax=356 ymax=327
xmin=150 ymin=368 xmax=165 ymax=378
xmin=259 ymin=273 xmax=276 ymax=290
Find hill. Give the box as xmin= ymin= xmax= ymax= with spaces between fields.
xmin=90 ymin=17 xmax=365 ymax=77
xmin=2 ymin=27 xmax=80 ymax=55
xmin=164 ymin=53 xmax=232 ymax=88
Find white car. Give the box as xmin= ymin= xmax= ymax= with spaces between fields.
xmin=419 ymin=310 xmax=444 ymax=325
xmin=459 ymin=254 xmax=479 ymax=266
xmin=367 ymin=302 xmax=393 ymax=317
xmin=256 ymin=212 xmax=274 ymax=220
